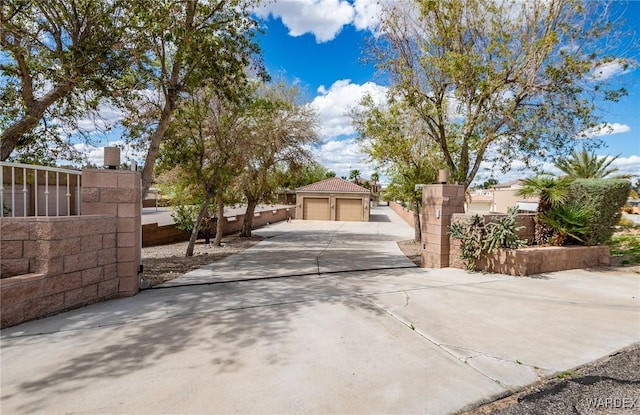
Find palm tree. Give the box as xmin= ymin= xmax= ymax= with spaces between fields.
xmin=554 ymin=147 xmax=629 ymax=179
xmin=517 ymin=176 xmax=573 ymax=245
xmin=518 ymin=176 xmax=572 ymax=212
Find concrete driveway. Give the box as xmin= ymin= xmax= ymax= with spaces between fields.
xmin=1 ymin=206 xmax=639 ymax=414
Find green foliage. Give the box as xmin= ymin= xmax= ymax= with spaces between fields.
xmin=554 ymin=147 xmax=628 ymax=179
xmin=281 ymin=162 xmax=334 ymax=189
xmin=171 ymin=205 xmax=200 ymax=233
xmin=449 ymin=215 xmax=486 ymax=271
xmin=370 ymin=0 xmax=632 ymax=188
xmin=517 ymin=176 xmax=572 ymax=211
xmin=609 ymin=233 xmax=640 ymax=266
xmin=517 ymin=175 xmax=573 ymax=245
xmin=450 ymin=208 xmax=526 ymax=270
xmin=1 ymin=0 xmax=136 ymax=161
xmin=484 ymin=208 xmax=528 ymax=252
xmin=352 ymin=94 xmax=440 ymax=240
xmin=540 ymin=204 xmax=592 ymax=245
xmin=569 ymin=179 xmax=631 ymax=245
xmin=482 ymin=178 xmax=498 ymax=189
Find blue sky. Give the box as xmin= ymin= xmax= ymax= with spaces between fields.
xmin=74 ymin=0 xmax=638 ymax=184
xmin=251 ymin=0 xmax=640 ymax=183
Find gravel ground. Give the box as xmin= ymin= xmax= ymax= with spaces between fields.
xmin=463 ymin=345 xmax=640 ymax=415
xmin=141 ymin=234 xmax=263 ymax=287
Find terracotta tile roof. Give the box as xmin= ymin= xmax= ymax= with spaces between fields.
xmin=296 ymin=177 xmax=371 ymax=193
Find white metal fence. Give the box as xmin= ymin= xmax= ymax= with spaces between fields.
xmin=0 ymin=162 xmax=82 ymax=217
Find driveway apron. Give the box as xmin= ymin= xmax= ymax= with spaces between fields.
xmin=2 ymin=206 xmax=639 ymax=415
xmin=158 ymin=206 xmax=417 ymax=287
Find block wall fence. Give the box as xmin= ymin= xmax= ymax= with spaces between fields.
xmin=142 ymin=206 xmax=295 ymax=247
xmin=388 ymin=201 xmax=416 ymax=228
xmin=418 ymin=185 xmax=609 ymax=275
xmin=0 ymin=169 xmax=141 ymax=328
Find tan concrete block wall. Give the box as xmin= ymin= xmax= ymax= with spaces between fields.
xmin=388 ymin=202 xmax=415 ymax=227
xmin=447 ymin=212 xmax=609 ymax=275
xmin=421 ymin=185 xmax=466 ymax=268
xmin=0 ymin=168 xmax=142 ymax=328
xmin=81 ymin=169 xmax=141 ymax=297
xmin=142 ymin=206 xmax=294 ymax=247
xmin=0 ymin=216 xmax=118 ymax=327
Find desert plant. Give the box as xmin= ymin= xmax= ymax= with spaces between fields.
xmin=518 ymin=175 xmax=573 ymax=245
xmin=450 ymin=208 xmax=527 ymax=271
xmin=554 ymin=147 xmax=630 ymax=179
xmin=540 ymin=204 xmax=592 ymax=246
xmin=450 ymin=215 xmax=486 ymax=271
xmin=484 ymin=208 xmax=528 ymax=252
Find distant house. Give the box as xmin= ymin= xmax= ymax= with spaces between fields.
xmin=467 ymin=193 xmax=493 ymax=213
xmin=295 ymin=177 xmax=371 ymax=222
xmin=491 ymin=179 xmax=538 ymax=213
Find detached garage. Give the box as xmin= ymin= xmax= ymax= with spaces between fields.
xmin=296 ymin=177 xmax=371 ymax=222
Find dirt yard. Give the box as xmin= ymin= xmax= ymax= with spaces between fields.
xmin=141 ymin=234 xmax=264 ymax=287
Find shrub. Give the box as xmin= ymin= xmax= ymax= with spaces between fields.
xmin=541 ymin=203 xmax=592 ymax=245
xmin=450 ymin=208 xmax=526 ymax=271
xmin=171 ymin=205 xmax=200 ymax=232
xmin=450 ymin=215 xmax=485 ymax=271
xmin=569 ymin=179 xmax=630 ymax=245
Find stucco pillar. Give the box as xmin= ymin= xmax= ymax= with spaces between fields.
xmin=421 ymin=184 xmax=466 ymax=268
xmin=81 ymin=169 xmax=141 ymax=296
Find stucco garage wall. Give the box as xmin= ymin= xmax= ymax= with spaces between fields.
xmin=296 ymin=192 xmax=370 ymax=221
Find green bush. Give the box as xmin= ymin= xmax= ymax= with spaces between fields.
xmin=569 ymin=179 xmax=630 ymax=245
xmin=171 ymin=205 xmax=199 ymax=232
xmin=541 ymin=203 xmax=592 ymax=245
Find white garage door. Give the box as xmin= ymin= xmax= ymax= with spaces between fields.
xmin=336 ymin=198 xmax=363 ymax=221
xmin=303 ymin=197 xmax=330 ymax=220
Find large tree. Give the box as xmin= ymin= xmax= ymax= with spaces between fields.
xmin=372 ymin=0 xmax=631 ymax=188
xmin=157 ymin=86 xmax=251 ymax=255
xmin=0 ymin=0 xmax=133 ymax=162
xmin=120 ymin=0 xmax=265 ymax=196
xmin=352 ymin=94 xmax=440 ymax=241
xmin=235 ymin=81 xmax=319 ymax=237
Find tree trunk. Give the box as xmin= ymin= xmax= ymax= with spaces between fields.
xmin=213 ymin=191 xmax=224 ymax=247
xmin=1 ymin=81 xmax=74 ymax=160
xmin=412 ymin=199 xmax=422 ymax=242
xmin=240 ymin=198 xmax=258 ymax=237
xmin=186 ymin=194 xmax=212 ymax=257
xmin=141 ymin=90 xmax=177 ymax=198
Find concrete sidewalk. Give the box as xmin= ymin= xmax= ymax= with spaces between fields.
xmin=1 ymin=207 xmax=639 ymax=414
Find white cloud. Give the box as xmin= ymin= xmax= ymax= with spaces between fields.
xmin=611 ymin=155 xmax=640 ymax=178
xmin=255 ymin=0 xmax=355 ymax=42
xmin=590 ymin=59 xmax=634 ymax=80
xmin=254 ymin=0 xmax=387 ymax=42
xmin=71 ymin=141 xmax=145 ymax=168
xmin=580 ymin=122 xmax=631 ymax=138
xmin=310 ymin=79 xmax=387 ymax=138
xmin=313 ymin=137 xmax=375 ymax=179
xmin=352 ymin=0 xmax=383 ymax=31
